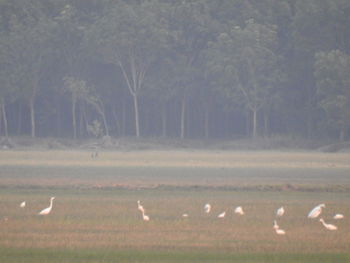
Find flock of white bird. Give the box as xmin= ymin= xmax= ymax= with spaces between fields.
xmin=135 ymin=200 xmax=344 ymax=235
xmin=17 ymin=197 xmax=344 ymax=236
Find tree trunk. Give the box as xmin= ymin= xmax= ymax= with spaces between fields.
xmin=245 ymin=111 xmax=250 ymax=137
xmin=82 ymin=105 xmax=89 ymax=137
xmin=0 ymin=103 xmax=2 ymax=135
xmin=72 ymin=97 xmax=77 ymax=139
xmin=161 ymin=102 xmax=167 ymax=138
xmin=133 ymin=94 xmax=140 ymax=138
xmin=29 ymin=96 xmax=36 ymax=138
xmin=252 ymin=108 xmax=257 ymax=139
xmin=101 ymin=111 xmax=109 ymax=136
xmin=1 ymin=99 xmax=8 ymax=137
xmin=56 ymin=97 xmax=62 ymax=137
xmin=180 ymin=95 xmax=186 ymax=139
xmin=122 ymin=99 xmax=126 ymax=137
xmin=339 ymin=127 xmax=345 ymax=141
xmin=17 ymin=102 xmax=22 ymax=135
xmin=263 ymin=110 xmax=269 ymax=137
xmin=204 ymin=106 xmax=209 ymax=139
xmin=79 ymin=104 xmax=84 ymax=138
xmin=112 ymin=104 xmax=121 ymax=137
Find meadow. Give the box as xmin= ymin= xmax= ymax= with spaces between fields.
xmin=0 ymin=150 xmax=350 ymax=262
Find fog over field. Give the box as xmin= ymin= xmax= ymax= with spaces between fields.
xmin=1 ymin=0 xmax=350 ymax=262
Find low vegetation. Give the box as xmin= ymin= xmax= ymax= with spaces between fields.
xmin=0 ymin=150 xmax=349 ymax=262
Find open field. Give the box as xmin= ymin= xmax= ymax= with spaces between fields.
xmin=0 ymin=150 xmax=350 ymax=262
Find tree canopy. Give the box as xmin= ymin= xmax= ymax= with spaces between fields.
xmin=0 ymin=0 xmax=349 ymax=141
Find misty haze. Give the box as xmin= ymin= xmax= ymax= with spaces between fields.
xmin=0 ymin=1 xmax=350 ymax=263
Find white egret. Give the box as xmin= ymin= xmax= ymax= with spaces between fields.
xmin=182 ymin=213 xmax=189 ymax=218
xmin=137 ymin=200 xmax=145 ymax=213
xmin=276 ymin=206 xmax=284 ymax=217
xmin=20 ymin=201 xmax=26 ymax=208
xmin=275 ymin=228 xmax=286 ymax=235
xmin=204 ymin=203 xmax=211 ymax=213
xmin=142 ymin=211 xmax=150 ymax=221
xmin=38 ymin=197 xmax=55 ymax=215
xmin=307 ymin=204 xmax=325 ymax=218
xmin=319 ymin=218 xmax=337 ymax=230
xmin=217 ymin=211 xmax=226 ymax=218
xmin=333 ymin=214 xmax=344 ymax=219
xmin=234 ymin=206 xmax=244 ymax=215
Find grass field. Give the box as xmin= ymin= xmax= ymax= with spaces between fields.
xmin=0 ymin=150 xmax=350 ymax=262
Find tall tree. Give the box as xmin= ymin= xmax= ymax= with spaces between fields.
xmin=6 ymin=8 xmax=55 ymax=137
xmin=314 ymin=50 xmax=350 ymax=141
xmin=207 ymin=19 xmax=283 ymax=138
xmin=163 ymin=0 xmax=216 ymax=139
xmin=85 ymin=1 xmax=168 ymax=138
xmin=291 ymin=0 xmax=350 ymax=138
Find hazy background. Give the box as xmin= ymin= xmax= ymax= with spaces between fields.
xmin=0 ymin=0 xmax=349 ymax=144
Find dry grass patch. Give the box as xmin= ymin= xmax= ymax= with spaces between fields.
xmin=0 ymin=189 xmax=349 ymax=253
xmin=0 ymin=150 xmax=350 ymax=168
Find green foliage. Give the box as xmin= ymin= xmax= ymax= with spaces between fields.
xmin=314 ymin=50 xmax=350 ymax=139
xmin=0 ymin=0 xmax=350 ymax=140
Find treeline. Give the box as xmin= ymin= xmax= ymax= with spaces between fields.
xmin=0 ymin=0 xmax=349 ymax=140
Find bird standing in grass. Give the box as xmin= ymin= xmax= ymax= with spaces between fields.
xmin=38 ymin=197 xmax=55 ymax=215
xmin=319 ymin=218 xmax=337 ymax=230
xmin=142 ymin=210 xmax=150 ymax=221
xmin=273 ymin=220 xmax=286 ymax=234
xmin=137 ymin=200 xmax=145 ymax=214
xmin=217 ymin=211 xmax=226 ymax=218
xmin=307 ymin=204 xmax=325 ymax=218
xmin=234 ymin=206 xmax=244 ymax=215
xmin=20 ymin=201 xmax=26 ymax=208
xmin=275 ymin=228 xmax=286 ymax=235
xmin=333 ymin=214 xmax=344 ymax=219
xmin=276 ymin=206 xmax=284 ymax=217
xmin=204 ymin=203 xmax=211 ymax=213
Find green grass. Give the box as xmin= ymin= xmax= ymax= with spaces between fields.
xmin=0 ymin=248 xmax=349 ymax=263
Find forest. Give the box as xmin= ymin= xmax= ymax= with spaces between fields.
xmin=0 ymin=0 xmax=349 ymax=141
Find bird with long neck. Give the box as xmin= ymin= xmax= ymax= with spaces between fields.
xmin=142 ymin=210 xmax=150 ymax=221
xmin=137 ymin=200 xmax=145 ymax=214
xmin=38 ymin=197 xmax=55 ymax=215
xmin=319 ymin=218 xmax=337 ymax=230
xmin=308 ymin=204 xmax=325 ymax=218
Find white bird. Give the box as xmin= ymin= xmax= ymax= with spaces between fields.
xmin=20 ymin=201 xmax=26 ymax=208
xmin=137 ymin=200 xmax=145 ymax=213
xmin=142 ymin=211 xmax=150 ymax=221
xmin=319 ymin=218 xmax=337 ymax=230
xmin=273 ymin=220 xmax=279 ymax=230
xmin=276 ymin=206 xmax=284 ymax=217
xmin=204 ymin=203 xmax=211 ymax=213
xmin=217 ymin=211 xmax=226 ymax=218
xmin=182 ymin=213 xmax=189 ymax=218
xmin=308 ymin=204 xmax=325 ymax=218
xmin=333 ymin=214 xmax=344 ymax=220
xmin=38 ymin=197 xmax=55 ymax=215
xmin=234 ymin=206 xmax=244 ymax=215
xmin=275 ymin=228 xmax=286 ymax=235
